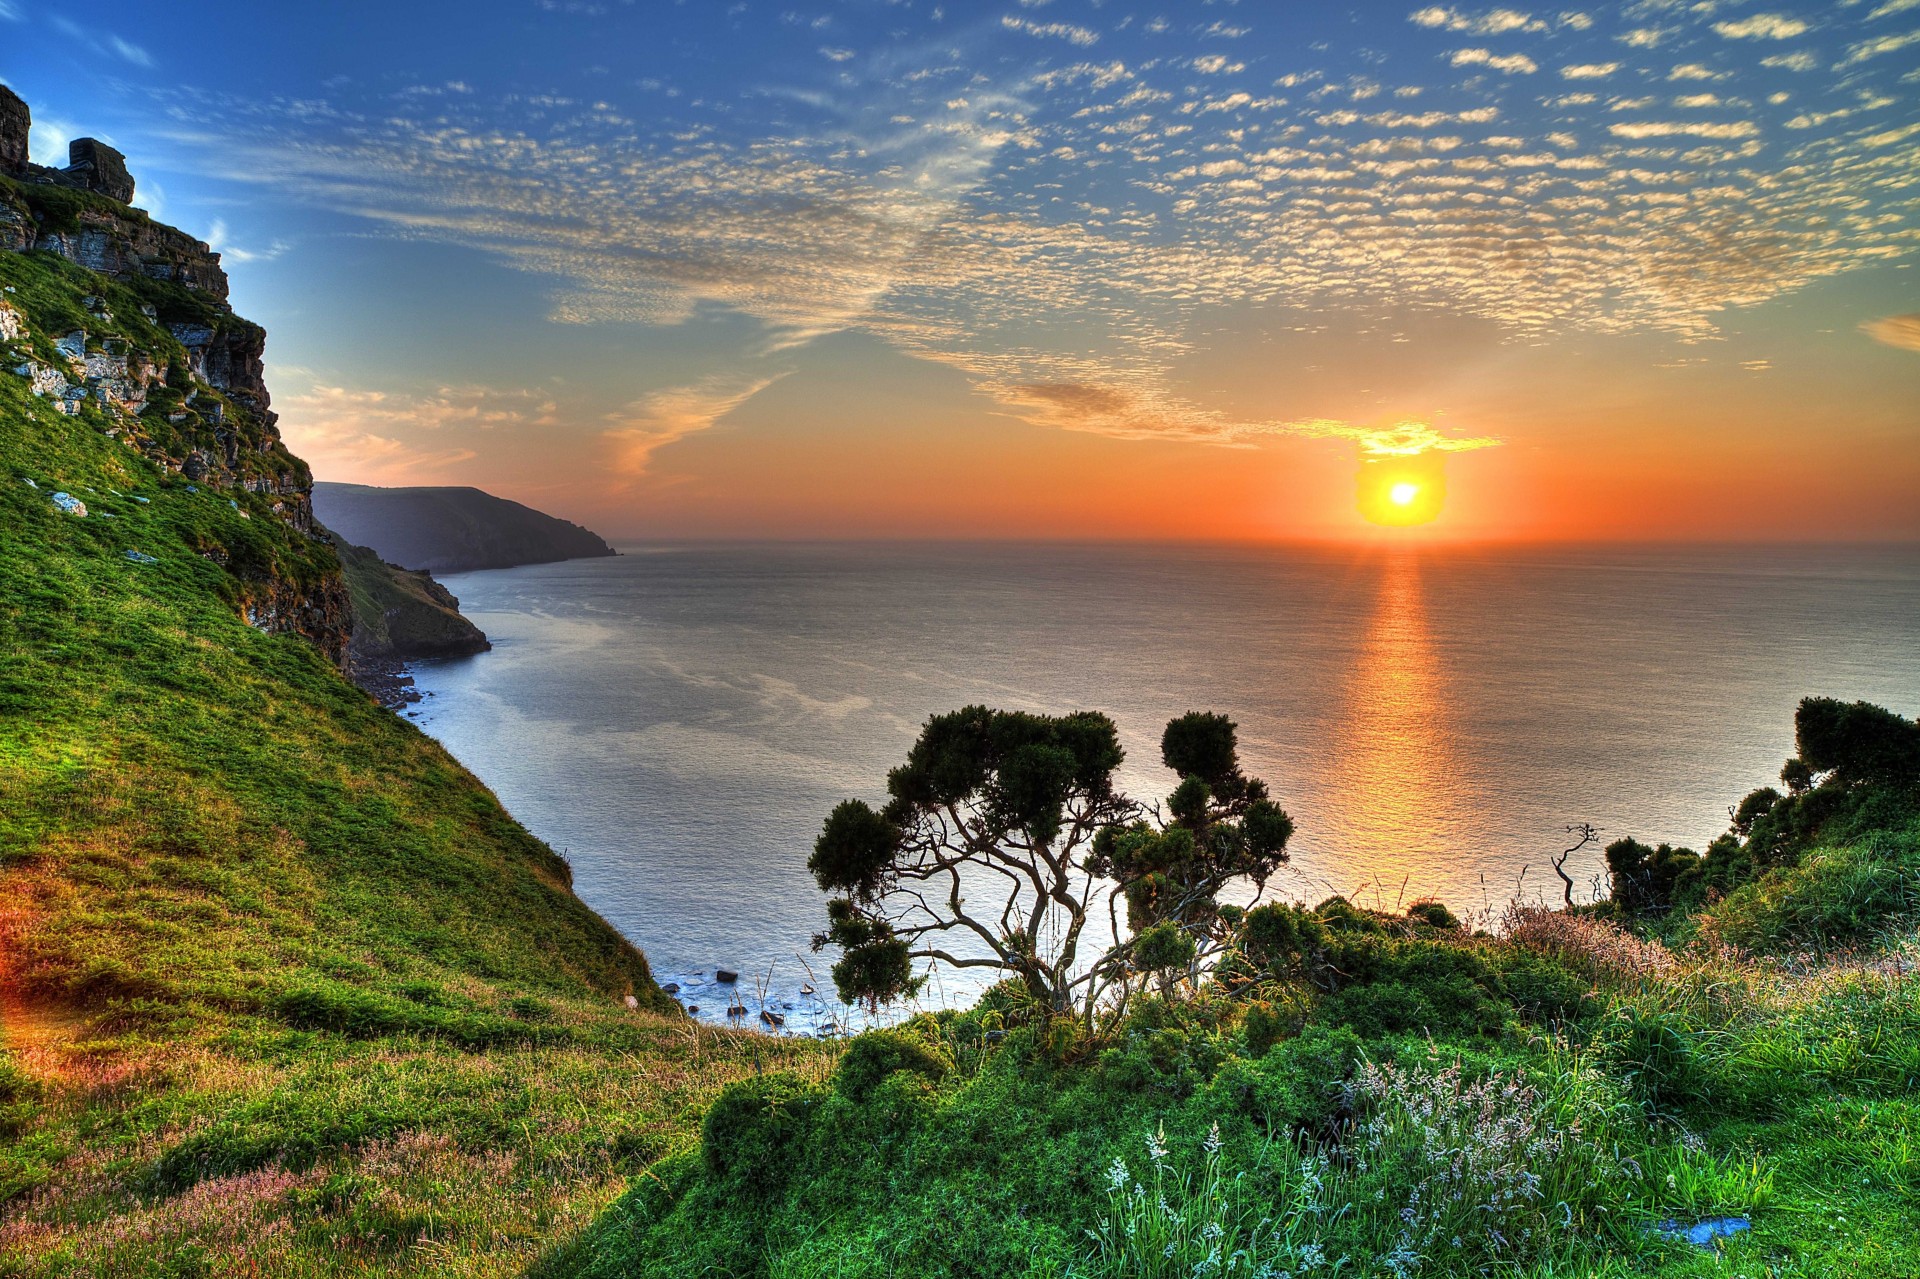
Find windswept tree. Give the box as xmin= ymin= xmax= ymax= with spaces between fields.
xmin=808 ymin=706 xmax=1296 ymax=1022
xmin=808 ymin=706 xmax=1141 ymax=1019
xmin=1090 ymin=712 xmax=1295 ymax=996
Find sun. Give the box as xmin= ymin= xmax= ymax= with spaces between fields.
xmin=1358 ymin=457 xmax=1446 ymax=527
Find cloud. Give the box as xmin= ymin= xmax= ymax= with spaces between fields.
xmin=1839 ymin=28 xmax=1920 ymax=65
xmin=156 ymin=0 xmax=1920 ymax=464
xmin=1862 ymin=314 xmax=1920 ymax=352
xmin=1713 ymin=14 xmax=1811 ymax=39
xmin=1608 ymin=119 xmax=1758 ymax=138
xmin=1450 ymin=48 xmax=1539 ymax=74
xmin=1000 ymin=16 xmax=1098 ymax=46
xmin=1559 ymin=62 xmax=1621 ymax=78
xmin=603 ymin=373 xmax=786 ymax=475
xmin=275 ymin=382 xmax=556 ymax=483
xmin=1411 ymin=7 xmax=1546 ymax=34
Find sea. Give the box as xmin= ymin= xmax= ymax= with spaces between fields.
xmin=405 ymin=541 xmax=1920 ymax=1032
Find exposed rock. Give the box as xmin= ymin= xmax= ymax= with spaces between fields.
xmin=50 ymin=491 xmax=87 ymax=516
xmin=2 ymin=91 xmax=350 ymax=669
xmin=0 ymin=86 xmax=26 ymax=177
xmin=63 ymin=138 xmax=134 ymax=204
xmin=715 ymin=969 xmax=740 ymax=984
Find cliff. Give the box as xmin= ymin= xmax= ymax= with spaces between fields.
xmin=313 ymin=481 xmax=618 ymax=574
xmin=0 ymin=87 xmax=349 ymax=665
xmin=337 ymin=537 xmax=491 ymax=663
xmin=1 ymin=95 xmax=718 ymax=1273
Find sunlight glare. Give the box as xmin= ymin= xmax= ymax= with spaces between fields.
xmin=1389 ymin=482 xmax=1419 ymax=507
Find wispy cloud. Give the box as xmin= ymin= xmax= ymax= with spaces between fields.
xmin=276 ymin=382 xmax=555 ymax=483
xmin=1713 ymin=14 xmax=1811 ymax=39
xmin=1862 ymin=313 xmax=1920 ymax=352
xmin=155 ymin=0 xmax=1919 ymax=466
xmin=603 ymin=374 xmax=787 ymax=476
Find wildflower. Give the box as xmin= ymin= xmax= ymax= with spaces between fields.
xmin=1205 ymin=1122 xmax=1223 ymax=1155
xmin=1107 ymin=1155 xmax=1130 ymax=1192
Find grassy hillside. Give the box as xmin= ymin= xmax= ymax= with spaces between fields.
xmin=0 ymin=242 xmax=836 ymax=1275
xmin=560 ymin=752 xmax=1920 ymax=1277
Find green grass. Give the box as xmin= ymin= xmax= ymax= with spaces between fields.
xmin=557 ymin=824 xmax=1920 ymax=1279
xmin=0 ymin=245 xmax=839 ymax=1275
xmin=5 ymin=219 xmax=1920 ymax=1277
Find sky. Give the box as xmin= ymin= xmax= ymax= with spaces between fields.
xmin=4 ymin=0 xmax=1918 ymax=542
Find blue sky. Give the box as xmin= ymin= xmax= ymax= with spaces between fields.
xmin=5 ymin=0 xmax=1918 ymax=539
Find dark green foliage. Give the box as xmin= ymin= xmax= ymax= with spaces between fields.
xmin=698 ymin=1073 xmax=823 ymax=1195
xmin=1132 ymin=920 xmax=1197 ymax=974
xmin=1207 ymin=1024 xmax=1362 ymax=1139
xmin=1605 ymin=837 xmax=1703 ymax=915
xmin=1797 ymin=697 xmax=1920 ymax=788
xmin=1598 ymin=1007 xmax=1700 ymax=1110
xmin=835 ymin=1029 xmax=951 ymax=1102
xmin=809 ymin=799 xmax=899 ymax=898
xmin=1405 ymin=898 xmax=1461 ymax=930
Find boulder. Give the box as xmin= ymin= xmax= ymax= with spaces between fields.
xmin=715 ymin=969 xmax=739 ymax=984
xmin=64 ymin=138 xmax=135 ymax=204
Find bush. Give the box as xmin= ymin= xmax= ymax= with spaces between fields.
xmin=1207 ymin=1024 xmax=1361 ymax=1140
xmin=1314 ymin=940 xmax=1506 ymax=1040
xmin=699 ymin=1073 xmax=823 ymax=1195
xmin=1697 ymin=834 xmax=1920 ymax=954
xmin=1605 ymin=837 xmax=1702 ymax=916
xmin=1797 ymin=698 xmax=1920 ymax=787
xmin=834 ymin=1029 xmax=951 ymax=1102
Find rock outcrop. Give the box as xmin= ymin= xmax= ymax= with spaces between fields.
xmin=1 ymin=91 xmax=348 ymax=666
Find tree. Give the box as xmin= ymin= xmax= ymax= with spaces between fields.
xmin=1089 ymin=712 xmax=1294 ymax=999
xmin=1552 ymin=822 xmax=1600 ymax=908
xmin=1795 ymin=697 xmax=1920 ymax=788
xmin=808 ymin=706 xmax=1140 ymax=1019
xmin=807 ymin=707 xmax=1296 ymax=1023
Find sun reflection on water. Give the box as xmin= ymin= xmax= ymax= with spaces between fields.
xmin=1323 ymin=551 xmax=1468 ymax=907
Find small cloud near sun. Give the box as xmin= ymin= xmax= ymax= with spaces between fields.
xmin=1862 ymin=314 xmax=1920 ymax=353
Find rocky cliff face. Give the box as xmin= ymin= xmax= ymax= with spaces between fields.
xmin=0 ymin=90 xmax=350 ymax=666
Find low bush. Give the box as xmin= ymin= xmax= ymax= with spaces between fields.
xmin=1697 ymin=832 xmax=1920 ymax=954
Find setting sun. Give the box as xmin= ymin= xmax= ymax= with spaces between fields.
xmin=1359 ymin=455 xmax=1447 ymax=528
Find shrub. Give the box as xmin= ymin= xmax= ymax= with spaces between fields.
xmin=1796 ymin=697 xmax=1920 ymax=788
xmin=834 ymin=1029 xmax=951 ymax=1103
xmin=699 ymin=1073 xmax=823 ymax=1196
xmin=1405 ymin=898 xmax=1460 ymax=931
xmin=1605 ymin=837 xmax=1702 ymax=916
xmin=1314 ymin=940 xmax=1506 ymax=1040
xmin=1697 ymin=834 xmax=1920 ymax=954
xmin=1208 ymin=1024 xmax=1361 ymax=1140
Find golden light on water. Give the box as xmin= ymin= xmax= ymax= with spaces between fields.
xmin=1324 ymin=552 xmax=1468 ymax=900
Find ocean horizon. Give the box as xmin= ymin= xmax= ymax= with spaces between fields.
xmin=406 ymin=538 xmax=1920 ymax=1030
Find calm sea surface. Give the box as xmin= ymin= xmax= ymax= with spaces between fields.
xmin=409 ymin=542 xmax=1920 ymax=1028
